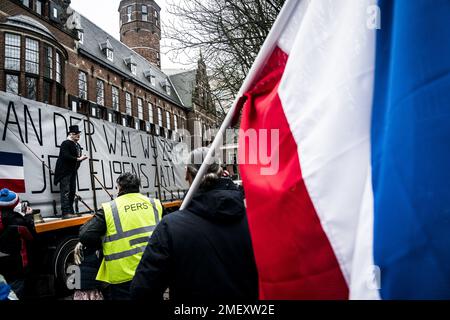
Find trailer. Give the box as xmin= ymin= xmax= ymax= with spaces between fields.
xmin=0 ymin=94 xmax=189 ymax=299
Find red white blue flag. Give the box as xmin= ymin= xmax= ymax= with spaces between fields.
xmin=0 ymin=151 xmax=25 ymax=193
xmin=238 ymin=0 xmax=450 ymax=299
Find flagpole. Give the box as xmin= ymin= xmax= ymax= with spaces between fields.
xmin=180 ymin=0 xmax=300 ymax=210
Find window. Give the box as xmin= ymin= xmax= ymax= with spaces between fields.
xmin=144 ymin=70 xmax=156 ymax=86
xmin=174 ymin=115 xmax=178 ymax=132
xmin=22 ymin=0 xmax=29 ymax=7
xmin=56 ymin=52 xmax=62 ymax=83
xmin=106 ymin=48 xmax=114 ymax=61
xmin=127 ymin=5 xmax=132 ymax=22
xmin=112 ymin=86 xmax=120 ymax=111
xmin=101 ymin=40 xmax=114 ymax=62
xmin=157 ymin=108 xmax=162 ymax=127
xmin=137 ymin=98 xmax=143 ymax=120
xmin=96 ymin=80 xmax=105 ymax=106
xmin=53 ymin=7 xmax=58 ymax=19
xmin=43 ymin=80 xmax=52 ymax=103
xmin=142 ymin=5 xmax=148 ymax=21
xmin=125 ymin=92 xmax=132 ymax=115
xmin=148 ymin=103 xmax=154 ymax=123
xmin=125 ymin=57 xmax=137 ymax=75
xmin=78 ymin=31 xmax=84 ymax=44
xmin=78 ymin=71 xmax=88 ymax=99
xmin=36 ymin=0 xmax=42 ymax=14
xmin=25 ymin=38 xmax=39 ymax=74
xmin=166 ymin=111 xmax=171 ymax=130
xmin=108 ymin=112 xmax=113 ymax=123
xmin=122 ymin=116 xmax=127 ymax=127
xmin=26 ymin=77 xmax=37 ymax=100
xmin=154 ymin=10 xmax=158 ymax=18
xmin=131 ymin=64 xmax=137 ymax=76
xmin=44 ymin=45 xmax=53 ymax=79
xmin=163 ymin=79 xmax=171 ymax=95
xmin=91 ymin=105 xmax=97 ymax=117
xmin=135 ymin=119 xmax=139 ymax=130
xmin=6 ymin=74 xmax=19 ymax=95
xmin=5 ymin=33 xmax=21 ymax=71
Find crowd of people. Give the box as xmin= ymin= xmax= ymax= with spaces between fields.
xmin=0 ymin=145 xmax=258 ymax=301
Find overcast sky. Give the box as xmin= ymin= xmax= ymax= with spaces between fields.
xmin=70 ymin=0 xmax=189 ymax=70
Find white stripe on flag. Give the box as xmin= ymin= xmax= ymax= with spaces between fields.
xmin=350 ymin=166 xmax=379 ymax=299
xmin=0 ymin=164 xmax=25 ymax=180
xmin=277 ymin=0 xmax=379 ymax=298
xmin=277 ymin=0 xmax=311 ymax=55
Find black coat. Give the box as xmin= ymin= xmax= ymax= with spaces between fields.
xmin=130 ymin=178 xmax=259 ymax=302
xmin=54 ymin=139 xmax=82 ymax=185
xmin=78 ymin=246 xmax=103 ymax=290
xmin=0 ymin=208 xmax=36 ymax=281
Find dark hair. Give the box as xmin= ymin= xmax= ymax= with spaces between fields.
xmin=186 ymin=147 xmax=223 ymax=189
xmin=116 ymin=172 xmax=141 ymax=195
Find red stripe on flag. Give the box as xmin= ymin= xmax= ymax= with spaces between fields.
xmin=0 ymin=179 xmax=25 ymax=193
xmin=239 ymin=47 xmax=348 ymax=299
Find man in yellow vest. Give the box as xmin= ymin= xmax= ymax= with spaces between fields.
xmin=79 ymin=172 xmax=164 ymax=300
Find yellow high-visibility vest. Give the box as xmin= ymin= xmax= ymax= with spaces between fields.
xmin=96 ymin=193 xmax=163 ymax=284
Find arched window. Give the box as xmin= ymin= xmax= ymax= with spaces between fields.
xmin=96 ymin=80 xmax=105 ymax=106
xmin=148 ymin=102 xmax=154 ymax=123
xmin=157 ymin=108 xmax=163 ymax=127
xmin=138 ymin=98 xmax=144 ymax=120
xmin=112 ymin=86 xmax=120 ymax=111
xmin=78 ymin=71 xmax=88 ymax=99
xmin=126 ymin=92 xmax=133 ymax=115
xmin=166 ymin=111 xmax=171 ymax=130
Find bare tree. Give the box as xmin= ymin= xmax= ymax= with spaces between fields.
xmin=164 ymin=0 xmax=285 ymax=114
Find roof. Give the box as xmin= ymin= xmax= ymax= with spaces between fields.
xmin=1 ymin=15 xmax=57 ymax=41
xmin=77 ymin=13 xmax=184 ymax=108
xmin=163 ymin=68 xmax=191 ymax=76
xmin=168 ymin=70 xmax=196 ymax=109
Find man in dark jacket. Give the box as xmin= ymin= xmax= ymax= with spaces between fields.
xmin=54 ymin=125 xmax=88 ymax=219
xmin=0 ymin=189 xmax=36 ymax=299
xmin=130 ymin=148 xmax=258 ymax=302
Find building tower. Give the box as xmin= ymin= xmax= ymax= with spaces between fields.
xmin=119 ymin=0 xmax=161 ymax=68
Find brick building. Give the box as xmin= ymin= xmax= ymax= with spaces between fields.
xmin=0 ymin=0 xmax=219 ymax=145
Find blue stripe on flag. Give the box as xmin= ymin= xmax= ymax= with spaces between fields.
xmin=0 ymin=151 xmax=24 ymax=167
xmin=372 ymin=0 xmax=450 ymax=299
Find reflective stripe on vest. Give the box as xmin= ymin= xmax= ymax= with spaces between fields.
xmin=103 ymin=198 xmax=160 ymax=245
xmin=96 ymin=193 xmax=163 ymax=284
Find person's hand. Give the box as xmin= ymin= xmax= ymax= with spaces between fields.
xmin=25 ymin=206 xmax=33 ymax=215
xmin=78 ymin=155 xmax=88 ymax=161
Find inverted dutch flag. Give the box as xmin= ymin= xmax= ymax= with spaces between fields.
xmin=0 ymin=151 xmax=26 ymax=193
xmin=238 ymin=0 xmax=450 ymax=299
